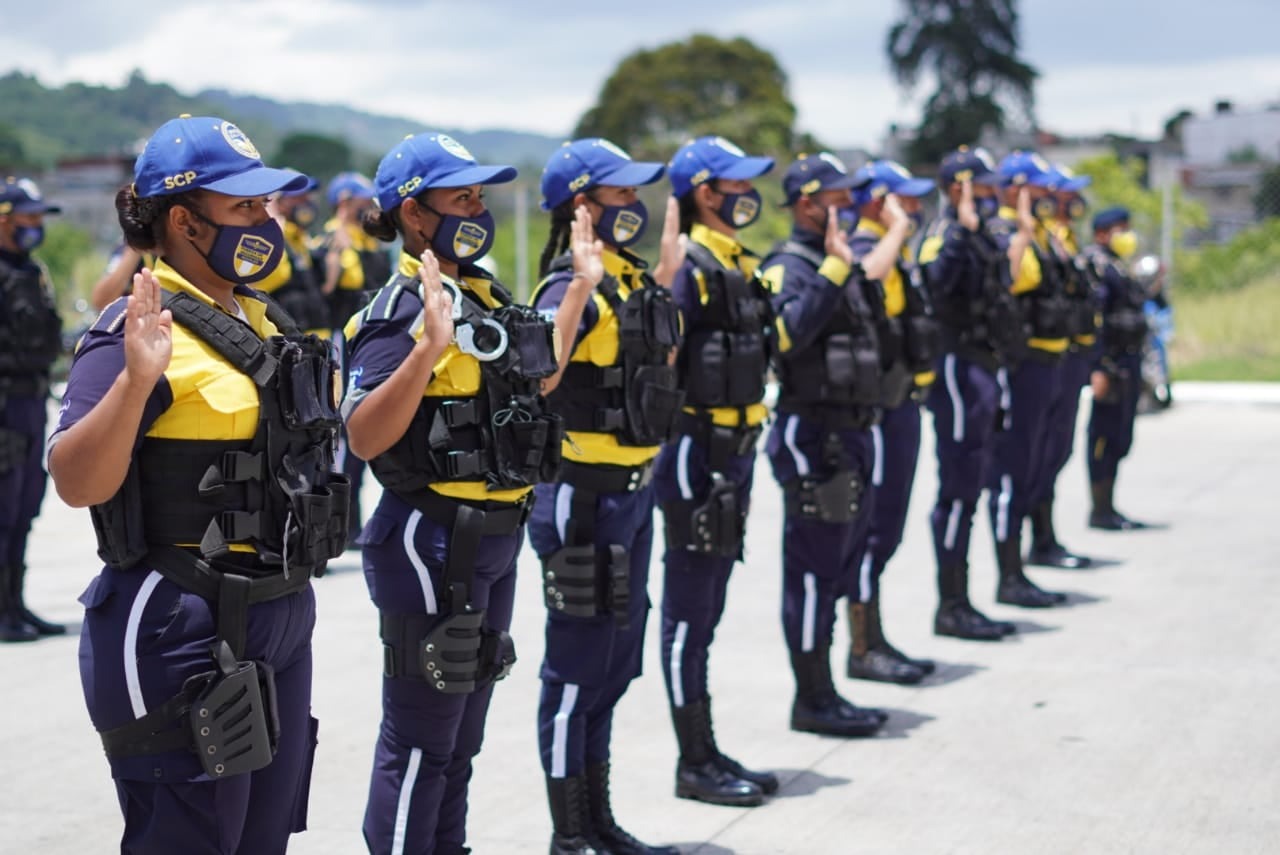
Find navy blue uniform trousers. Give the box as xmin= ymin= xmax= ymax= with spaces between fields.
xmin=854 ymin=399 xmax=923 ymax=601
xmin=1087 ymin=352 xmax=1143 ymax=483
xmin=926 ymin=353 xmax=1004 ymax=568
xmin=0 ymin=393 xmax=48 ymax=571
xmin=78 ymin=567 xmax=318 ymax=855
xmin=358 ymin=492 xmax=522 ymax=855
xmin=1030 ymin=348 xmax=1092 ymax=507
xmin=654 ymin=431 xmax=756 ymax=708
xmin=766 ymin=413 xmax=875 ymax=654
xmin=528 ymin=480 xmax=654 ymax=778
xmin=986 ymin=355 xmax=1062 ymax=544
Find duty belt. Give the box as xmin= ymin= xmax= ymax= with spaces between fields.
xmin=559 ymin=459 xmax=655 ymax=494
xmin=675 ymin=411 xmax=764 ymax=473
xmin=392 ymin=488 xmax=534 ymax=537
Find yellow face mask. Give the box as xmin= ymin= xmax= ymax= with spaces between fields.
xmin=1109 ymin=229 xmax=1138 ymax=259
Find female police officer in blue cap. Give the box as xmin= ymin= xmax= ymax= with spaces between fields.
xmin=656 ymin=135 xmax=778 ymax=808
xmin=529 ymin=137 xmax=684 ymax=855
xmin=342 ymin=132 xmax=562 ymax=855
xmin=49 ymin=115 xmax=348 ymax=854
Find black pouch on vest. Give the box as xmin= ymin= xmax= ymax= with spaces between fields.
xmin=627 ymin=365 xmax=684 ymax=445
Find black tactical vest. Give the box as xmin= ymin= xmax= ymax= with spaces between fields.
xmin=0 ymin=255 xmax=62 ymax=378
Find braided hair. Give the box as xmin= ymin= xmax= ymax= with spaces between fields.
xmin=115 ymin=184 xmax=199 ymax=253
xmin=538 ymin=200 xmax=575 ymax=278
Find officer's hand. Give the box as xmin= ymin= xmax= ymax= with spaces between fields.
xmin=957 ymin=179 xmax=980 ymax=232
xmin=123 ymin=268 xmax=172 ymax=388
xmin=824 ymin=205 xmax=854 ymax=266
xmin=653 ymin=196 xmax=687 ymax=288
xmin=569 ymin=204 xmax=604 ymax=291
xmin=1091 ymin=370 xmax=1110 ymax=400
xmin=1016 ymin=187 xmax=1036 ymax=235
xmin=881 ymin=193 xmax=909 ymax=231
xmin=417 ymin=249 xmax=455 ymax=350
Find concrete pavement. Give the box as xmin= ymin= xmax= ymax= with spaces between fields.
xmin=3 ymin=398 xmax=1278 ymax=854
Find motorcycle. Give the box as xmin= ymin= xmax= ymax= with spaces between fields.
xmin=1132 ymin=255 xmax=1173 ymax=413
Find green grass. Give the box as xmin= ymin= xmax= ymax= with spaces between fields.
xmin=1170 ymin=277 xmax=1280 ymax=381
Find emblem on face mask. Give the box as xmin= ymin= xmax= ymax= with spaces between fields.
xmin=220 ymin=122 xmax=261 ymax=160
xmin=453 ymin=221 xmax=489 ymax=259
xmin=233 ymin=234 xmax=276 ymax=277
xmin=612 ymin=209 xmax=643 ymax=243
xmin=732 ymin=194 xmax=760 ymax=226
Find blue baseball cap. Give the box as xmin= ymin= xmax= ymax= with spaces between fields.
xmin=541 ymin=138 xmax=665 ymax=211
xmin=133 ymin=115 xmax=310 ymax=199
xmin=938 ymin=146 xmax=1002 ymax=186
xmin=373 ymin=133 xmax=516 ymax=212
xmin=280 ymin=169 xmax=319 ymax=198
xmin=0 ymin=177 xmax=61 ymax=215
xmin=327 ymin=171 xmax=375 ymax=207
xmin=668 ymin=135 xmax=774 ymax=199
xmin=997 ymin=151 xmax=1058 ymax=188
xmin=851 ymin=160 xmax=935 ymax=207
xmin=781 ymin=152 xmax=868 ymax=206
xmin=1050 ymin=163 xmax=1092 ymax=194
xmin=1092 ymin=206 xmax=1130 ymax=231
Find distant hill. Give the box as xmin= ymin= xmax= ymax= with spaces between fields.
xmin=0 ymin=70 xmax=562 ymax=171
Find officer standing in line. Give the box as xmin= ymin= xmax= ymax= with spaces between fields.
xmin=981 ymin=152 xmax=1071 ymax=610
xmin=1083 ymin=207 xmax=1150 ymax=530
xmin=656 ymin=135 xmax=777 ymax=807
xmin=529 ymin=137 xmax=684 ymax=855
xmin=1024 ymin=165 xmax=1097 ymax=569
xmin=316 ymin=170 xmax=388 ymax=548
xmin=258 ymin=170 xmax=330 ymax=336
xmin=342 ymin=132 xmax=564 ymax=855
xmin=0 ymin=177 xmax=64 ymax=642
xmin=91 ymin=243 xmax=155 ymax=311
xmin=842 ymin=160 xmax=941 ymax=683
xmin=760 ymin=153 xmax=888 ymax=737
xmin=49 ymin=115 xmax=347 ymax=853
xmin=918 ymin=147 xmax=1021 ymax=641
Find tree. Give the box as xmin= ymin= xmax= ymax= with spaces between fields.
xmin=574 ymin=35 xmax=804 ymax=159
xmin=886 ymin=0 xmax=1038 ymax=166
xmin=0 ymin=122 xmax=27 ymax=168
xmin=1254 ymin=165 xmax=1280 ymax=220
xmin=1162 ymin=108 xmax=1194 ymax=144
xmin=272 ymin=133 xmax=353 ymax=183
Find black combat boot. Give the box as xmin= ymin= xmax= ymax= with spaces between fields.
xmin=699 ymin=698 xmax=780 ymax=796
xmin=10 ymin=563 xmax=65 ymax=636
xmin=1089 ymin=479 xmax=1147 ymax=530
xmin=586 ymin=761 xmax=679 ymax=854
xmin=546 ymin=775 xmax=605 ymax=855
xmin=671 ymin=699 xmax=766 ymax=805
xmin=869 ymin=597 xmax=935 ymax=675
xmin=845 ymin=599 xmax=925 ymax=685
xmin=789 ymin=646 xmax=885 ymax=738
xmin=995 ymin=537 xmax=1067 ymax=608
xmin=933 ymin=562 xmax=1014 ymax=641
xmin=0 ymin=565 xmax=37 ymax=643
xmin=1026 ymin=500 xmax=1092 ymax=569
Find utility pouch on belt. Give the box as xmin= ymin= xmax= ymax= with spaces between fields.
xmin=663 ymin=477 xmax=744 ymax=558
xmin=784 ymin=470 xmax=865 ymax=523
xmin=542 ymin=544 xmax=630 ymax=628
xmin=190 ymin=641 xmax=279 ymax=779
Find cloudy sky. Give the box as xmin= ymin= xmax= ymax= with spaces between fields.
xmin=3 ymin=0 xmax=1279 ymax=149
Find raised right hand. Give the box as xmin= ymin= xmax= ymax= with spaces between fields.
xmin=569 ymin=204 xmax=604 ymax=291
xmin=416 ymin=249 xmax=455 ymax=350
xmin=123 ymin=268 xmax=172 ymax=387
xmin=1016 ymin=187 xmax=1036 ymax=235
xmin=824 ymin=205 xmax=854 ymax=266
xmin=957 ymin=179 xmax=980 ymax=232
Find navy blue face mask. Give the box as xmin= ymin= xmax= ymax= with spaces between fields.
xmin=188 ymin=208 xmax=284 ymax=284
xmin=288 ymin=201 xmax=318 ymax=229
xmin=425 ymin=205 xmax=496 ymax=265
xmin=13 ymin=224 xmax=44 ymax=252
xmin=591 ymin=198 xmax=648 ymax=248
xmin=715 ymin=187 xmax=762 ymax=229
xmin=975 ymin=196 xmax=1000 ymax=221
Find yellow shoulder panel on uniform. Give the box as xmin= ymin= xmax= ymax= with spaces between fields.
xmin=761 ymin=263 xmax=786 ymax=294
xmin=918 ymin=234 xmax=943 ymax=266
xmin=1010 ymin=247 xmax=1041 ymax=295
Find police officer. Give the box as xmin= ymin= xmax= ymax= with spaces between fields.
xmin=0 ymin=176 xmax=64 ymax=642
xmin=317 ymin=170 xmax=390 ymax=547
xmin=656 ymin=135 xmax=777 ymax=806
xmin=342 ymin=132 xmax=561 ymax=855
xmin=49 ymin=115 xmax=347 ymax=853
xmin=1024 ymin=165 xmax=1096 ymax=568
xmin=760 ymin=152 xmax=887 ymax=736
xmin=843 ymin=160 xmax=941 ymax=682
xmin=1083 ymin=207 xmax=1150 ymax=530
xmin=918 ymin=147 xmax=1021 ymax=640
xmin=530 ymin=138 xmax=683 ymax=855
xmin=982 ymin=152 xmax=1070 ymax=609
xmin=258 ymin=170 xmax=330 ymax=336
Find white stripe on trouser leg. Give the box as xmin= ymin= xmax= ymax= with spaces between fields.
xmin=944 ymin=353 xmax=965 ymax=443
xmin=670 ymin=621 xmax=689 ymax=708
xmin=554 ymin=483 xmax=575 ymax=544
xmin=124 ymin=571 xmax=164 ymax=718
xmin=870 ymin=425 xmax=884 ymax=486
xmin=403 ymin=510 xmax=439 ymax=615
xmin=943 ymin=499 xmax=963 ymax=551
xmin=551 ymin=684 xmax=580 ymax=779
xmin=801 ymin=572 xmax=817 ymax=652
xmin=996 ymin=475 xmax=1013 ymax=543
xmin=858 ymin=551 xmax=874 ymax=603
xmin=390 ymin=747 xmax=422 ymax=855
xmin=997 ymin=367 xmax=1012 ymax=430
xmin=675 ymin=435 xmax=694 ymax=500
xmin=784 ymin=415 xmax=810 ymax=477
